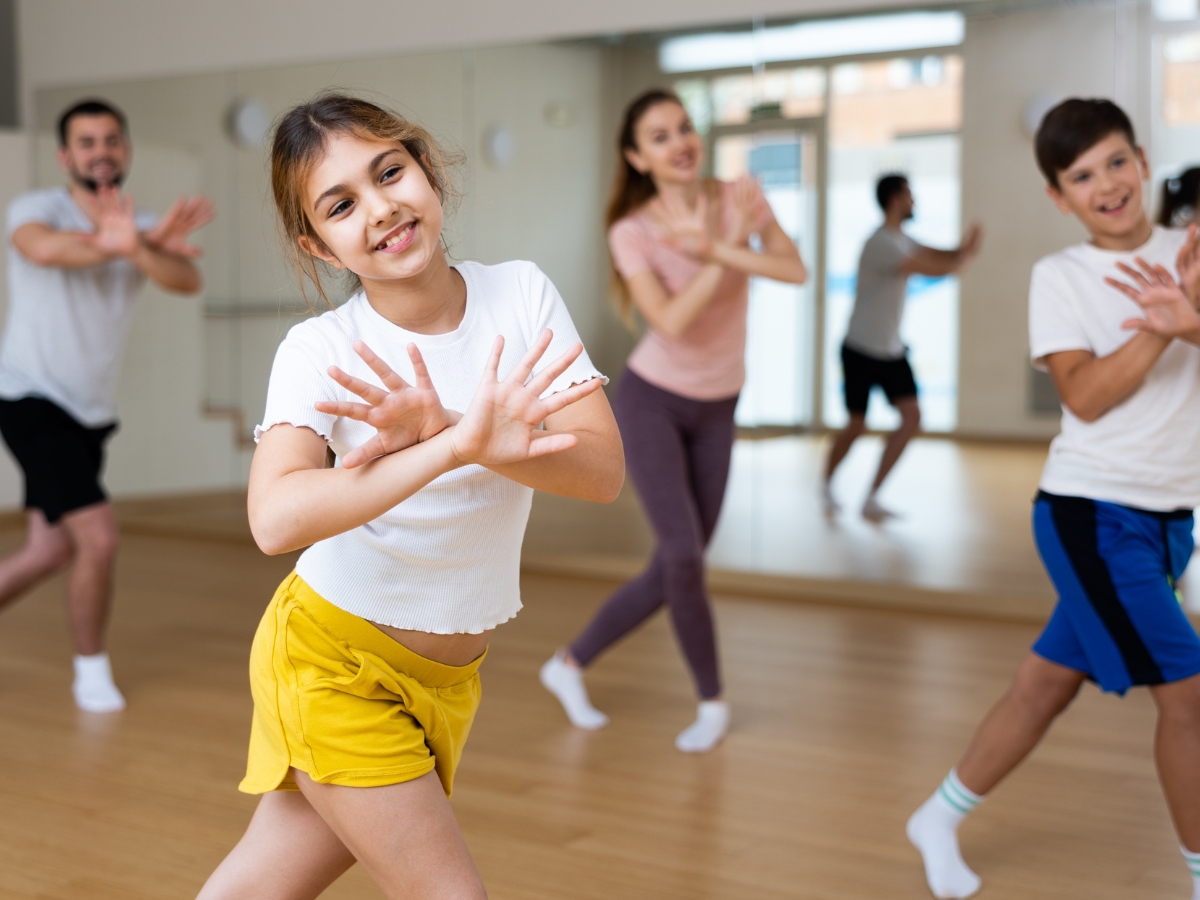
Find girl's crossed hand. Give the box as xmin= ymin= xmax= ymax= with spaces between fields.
xmin=451 ymin=329 xmax=604 ymax=467
xmin=316 ymin=340 xmax=456 ymax=468
xmin=1106 ymin=257 xmax=1200 ymax=341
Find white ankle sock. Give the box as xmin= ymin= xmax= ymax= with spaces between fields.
xmin=1183 ymin=846 xmax=1200 ymax=900
xmin=675 ymin=699 xmax=730 ymax=753
xmin=539 ymin=651 xmax=607 ymax=729
xmin=73 ymin=652 xmax=125 ymax=713
xmin=821 ymin=480 xmax=840 ymax=514
xmin=907 ymin=770 xmax=983 ymax=899
xmin=862 ymin=493 xmax=898 ymax=521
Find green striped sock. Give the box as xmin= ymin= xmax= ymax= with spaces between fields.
xmin=937 ymin=769 xmax=984 ymax=817
xmin=1183 ymin=846 xmax=1200 ymax=877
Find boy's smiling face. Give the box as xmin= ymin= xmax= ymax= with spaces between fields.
xmin=1047 ymin=132 xmax=1152 ymax=249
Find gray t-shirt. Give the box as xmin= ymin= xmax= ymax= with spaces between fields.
xmin=3 ymin=187 xmax=157 ymax=425
xmin=844 ymin=225 xmax=917 ymax=359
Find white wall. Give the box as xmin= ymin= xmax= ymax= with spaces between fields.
xmin=0 ymin=130 xmax=28 ymax=507
xmin=16 ymin=0 xmax=966 ymax=92
xmin=957 ymin=2 xmax=1147 ymax=437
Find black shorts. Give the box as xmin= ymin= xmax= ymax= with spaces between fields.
xmin=0 ymin=397 xmax=116 ymax=524
xmin=841 ymin=343 xmax=918 ymax=414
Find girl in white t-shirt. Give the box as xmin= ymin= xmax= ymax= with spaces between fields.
xmin=198 ymin=93 xmax=622 ymax=899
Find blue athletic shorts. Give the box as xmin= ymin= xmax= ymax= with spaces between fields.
xmin=1032 ymin=490 xmax=1200 ymax=695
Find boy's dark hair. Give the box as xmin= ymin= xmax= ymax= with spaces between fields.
xmin=1034 ymin=98 xmax=1136 ymax=189
xmin=57 ymin=99 xmax=127 ymax=147
xmin=875 ymin=173 xmax=908 ymax=211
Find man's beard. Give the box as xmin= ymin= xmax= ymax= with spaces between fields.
xmin=70 ymin=162 xmax=124 ymax=193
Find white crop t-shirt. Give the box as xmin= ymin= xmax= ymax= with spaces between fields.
xmin=257 ymin=260 xmax=606 ymax=633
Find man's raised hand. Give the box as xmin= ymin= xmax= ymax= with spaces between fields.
xmin=315 ymin=341 xmax=455 ymax=468
xmin=79 ymin=185 xmax=139 ymax=258
xmin=143 ymin=195 xmax=216 ymax=258
xmin=450 ymin=330 xmax=604 ymax=467
xmin=1106 ymin=257 xmax=1200 ymax=342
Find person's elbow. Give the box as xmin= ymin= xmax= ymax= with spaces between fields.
xmin=22 ymin=242 xmax=61 ymax=267
xmin=248 ymin=505 xmax=301 ymax=556
xmin=168 ymin=267 xmax=204 ymax=296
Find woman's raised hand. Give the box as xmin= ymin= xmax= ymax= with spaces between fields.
xmin=726 ymin=176 xmax=763 ymax=246
xmin=451 ymin=330 xmax=604 ymax=467
xmin=651 ymin=191 xmax=714 ymax=261
xmin=316 ymin=340 xmax=455 ymax=468
xmin=1106 ymin=257 xmax=1200 ymax=340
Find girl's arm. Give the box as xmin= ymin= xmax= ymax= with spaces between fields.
xmin=486 ymin=388 xmax=624 ymax=503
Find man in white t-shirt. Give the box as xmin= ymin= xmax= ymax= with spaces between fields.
xmin=0 ymin=99 xmax=213 ymax=712
xmin=905 ymin=99 xmax=1200 ymax=900
xmin=823 ymin=173 xmax=981 ymax=520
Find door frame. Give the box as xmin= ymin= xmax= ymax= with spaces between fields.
xmin=707 ymin=115 xmax=828 ymax=427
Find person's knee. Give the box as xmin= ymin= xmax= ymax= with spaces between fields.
xmin=897 ymin=399 xmax=921 ymax=431
xmin=26 ymin=526 xmax=73 ymax=573
xmin=843 ymin=414 xmax=867 ymax=437
xmin=1010 ymin=658 xmax=1081 ymax=721
xmin=70 ymin=516 xmax=120 ymax=564
xmin=1152 ymin=674 xmax=1200 ymax=725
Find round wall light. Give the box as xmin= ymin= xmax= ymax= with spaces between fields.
xmin=482 ymin=124 xmax=517 ymax=168
xmin=226 ymin=97 xmax=271 ymax=149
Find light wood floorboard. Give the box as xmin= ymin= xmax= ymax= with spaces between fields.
xmin=0 ymin=530 xmax=1189 ymax=898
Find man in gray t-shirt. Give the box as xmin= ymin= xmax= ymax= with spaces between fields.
xmin=823 ymin=173 xmax=981 ymax=521
xmin=0 ymin=99 xmax=213 ymax=711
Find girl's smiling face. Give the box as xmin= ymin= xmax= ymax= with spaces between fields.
xmin=300 ymin=132 xmax=445 ymax=285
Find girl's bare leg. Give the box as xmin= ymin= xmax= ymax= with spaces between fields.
xmin=296 ymin=769 xmax=486 ymax=900
xmin=197 ymin=790 xmax=356 ymax=900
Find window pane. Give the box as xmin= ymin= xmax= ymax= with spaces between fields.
xmin=674 ymin=78 xmax=712 ymax=135
xmin=710 ymin=67 xmax=825 ymax=126
xmin=1164 ymin=33 xmax=1200 ymax=126
xmin=829 ymin=54 xmax=961 ymax=145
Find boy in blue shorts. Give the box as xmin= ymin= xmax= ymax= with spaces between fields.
xmin=906 ymin=98 xmax=1200 ymax=899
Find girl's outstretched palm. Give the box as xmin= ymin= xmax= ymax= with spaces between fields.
xmin=452 ymin=330 xmax=604 ymax=466
xmin=317 ymin=340 xmax=454 ymax=468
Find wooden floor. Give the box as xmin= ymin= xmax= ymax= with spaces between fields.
xmin=0 ymin=527 xmax=1191 ymax=898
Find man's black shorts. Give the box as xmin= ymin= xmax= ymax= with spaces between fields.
xmin=841 ymin=343 xmax=918 ymax=415
xmin=0 ymin=397 xmax=116 ymax=524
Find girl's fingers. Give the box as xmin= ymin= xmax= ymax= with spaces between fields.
xmin=353 ymin=341 xmax=408 ymax=393
xmin=340 ymin=435 xmax=389 ymax=469
xmin=407 ymin=344 xmax=436 ymax=391
xmin=327 ymin=365 xmax=389 ymax=405
xmin=481 ymin=336 xmax=505 ymax=383
xmin=507 ymin=330 xmax=553 ymax=386
xmin=314 ymin=400 xmax=375 ymax=421
xmin=525 ymin=342 xmax=583 ymax=396
xmin=535 ymin=375 xmax=605 ymax=417
xmin=525 ymin=432 xmax=580 ymax=459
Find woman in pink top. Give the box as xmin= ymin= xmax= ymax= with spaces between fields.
xmin=541 ymin=89 xmax=807 ymax=752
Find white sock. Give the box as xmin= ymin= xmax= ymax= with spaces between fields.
xmin=821 ymin=480 xmax=840 ymax=514
xmin=675 ymin=699 xmax=730 ymax=753
xmin=539 ymin=650 xmax=608 ymax=729
xmin=862 ymin=493 xmax=898 ymax=521
xmin=72 ymin=652 xmax=126 ymax=713
xmin=1183 ymin=846 xmax=1200 ymax=900
xmin=906 ymin=770 xmax=983 ymax=899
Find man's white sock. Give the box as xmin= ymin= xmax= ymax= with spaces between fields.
xmin=906 ymin=770 xmax=983 ymax=899
xmin=1183 ymin=846 xmax=1200 ymax=900
xmin=675 ymin=700 xmax=730 ymax=753
xmin=73 ymin=652 xmax=126 ymax=713
xmin=539 ymin=651 xmax=608 ymax=729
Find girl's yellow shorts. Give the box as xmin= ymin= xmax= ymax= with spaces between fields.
xmin=239 ymin=573 xmax=484 ymax=797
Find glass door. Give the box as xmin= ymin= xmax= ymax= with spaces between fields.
xmin=712 ymin=121 xmax=823 ymax=428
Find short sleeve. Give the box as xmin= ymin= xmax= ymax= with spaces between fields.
xmin=607 ymin=217 xmax=653 ymax=280
xmin=519 ymin=263 xmax=608 ymax=398
xmin=7 ymin=192 xmax=57 ymax=236
xmin=863 ymin=231 xmax=915 ymax=274
xmin=1028 ymin=260 xmax=1090 ymax=371
xmin=254 ymin=330 xmax=339 ymax=443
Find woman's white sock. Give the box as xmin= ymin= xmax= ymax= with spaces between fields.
xmin=906 ymin=770 xmax=983 ymax=899
xmin=539 ymin=651 xmax=608 ymax=729
xmin=72 ymin=652 xmax=126 ymax=713
xmin=1182 ymin=846 xmax=1200 ymax=900
xmin=675 ymin=700 xmax=730 ymax=753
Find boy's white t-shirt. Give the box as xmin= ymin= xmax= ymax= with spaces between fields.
xmin=257 ymin=260 xmax=605 ymax=633
xmin=1029 ymin=225 xmax=1200 ymax=511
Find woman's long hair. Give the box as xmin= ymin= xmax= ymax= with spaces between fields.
xmin=605 ymin=89 xmax=687 ymax=326
xmin=1159 ymin=167 xmax=1200 ymax=228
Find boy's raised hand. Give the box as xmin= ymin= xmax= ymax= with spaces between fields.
xmin=1174 ymin=224 xmax=1200 ymax=307
xmin=1106 ymin=257 xmax=1200 ymax=342
xmin=316 ymin=341 xmax=456 ymax=468
xmin=451 ymin=330 xmax=604 ymax=467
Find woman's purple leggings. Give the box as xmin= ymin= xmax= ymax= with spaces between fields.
xmin=569 ymin=369 xmax=737 ymax=700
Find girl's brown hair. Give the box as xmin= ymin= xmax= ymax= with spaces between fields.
xmin=270 ymin=92 xmax=459 ymax=309
xmin=605 ymin=88 xmax=688 ymax=326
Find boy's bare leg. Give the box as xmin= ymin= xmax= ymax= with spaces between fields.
xmin=0 ymin=510 xmax=73 ymax=609
xmin=197 ymin=790 xmax=356 ymax=900
xmin=907 ymin=653 xmax=1085 ymax=899
xmin=1150 ymin=673 xmax=1200 ymax=851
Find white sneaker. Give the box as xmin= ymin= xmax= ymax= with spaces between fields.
xmin=539 ymin=651 xmax=608 ymax=730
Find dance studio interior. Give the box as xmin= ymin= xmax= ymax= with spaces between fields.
xmin=3 ymin=0 xmax=1200 ymax=897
